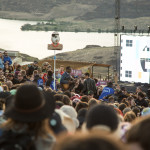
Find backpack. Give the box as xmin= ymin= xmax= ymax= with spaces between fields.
xmin=0 ymin=130 xmax=36 ymax=150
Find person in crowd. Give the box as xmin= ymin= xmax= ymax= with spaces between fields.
xmin=60 ymin=65 xmax=64 ymax=75
xmin=46 ymin=71 xmax=56 ymax=90
xmin=135 ymin=92 xmax=148 ymax=108
xmin=82 ymin=73 xmax=96 ymax=96
xmin=124 ymin=111 xmax=136 ymax=122
xmin=126 ymin=115 xmax=150 ymax=150
xmin=26 ymin=61 xmax=39 ymax=76
xmin=7 ymin=73 xmax=19 ymax=85
xmin=60 ymin=66 xmax=74 ymax=91
xmin=0 ymin=83 xmax=55 ymax=150
xmin=42 ymin=62 xmax=50 ymax=73
xmin=55 ymin=132 xmax=126 ymax=150
xmin=3 ymin=51 xmax=12 ymax=66
xmin=98 ymin=82 xmax=114 ymax=100
xmin=17 ymin=73 xmax=27 ymax=84
xmin=136 ymin=86 xmax=142 ymax=94
xmin=85 ymin=105 xmax=119 ymax=135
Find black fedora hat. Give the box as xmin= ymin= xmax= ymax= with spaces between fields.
xmin=4 ymin=83 xmax=55 ymax=122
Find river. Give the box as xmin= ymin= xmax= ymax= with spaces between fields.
xmin=0 ymin=18 xmax=114 ymax=59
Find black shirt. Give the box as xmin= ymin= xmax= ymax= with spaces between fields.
xmin=135 ymin=98 xmax=148 ymax=107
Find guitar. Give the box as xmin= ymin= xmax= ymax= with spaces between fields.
xmin=61 ymin=79 xmax=77 ymax=91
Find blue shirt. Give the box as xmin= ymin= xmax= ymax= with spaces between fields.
xmin=3 ymin=56 xmax=12 ymax=65
xmin=98 ymin=87 xmax=114 ymax=100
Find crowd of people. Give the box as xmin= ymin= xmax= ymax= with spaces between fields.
xmin=0 ymin=51 xmax=150 ymax=150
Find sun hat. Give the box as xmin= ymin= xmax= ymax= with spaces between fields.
xmin=60 ymin=105 xmax=79 ymax=128
xmin=4 ymin=83 xmax=55 ymax=122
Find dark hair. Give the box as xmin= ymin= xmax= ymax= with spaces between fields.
xmin=84 ymin=73 xmax=90 ymax=77
xmin=138 ymin=92 xmax=145 ymax=98
xmin=64 ymin=91 xmax=71 ymax=98
xmin=132 ymin=106 xmax=140 ymax=117
xmin=126 ymin=116 xmax=150 ymax=150
xmin=81 ymin=95 xmax=89 ymax=103
xmin=55 ymin=133 xmax=125 ymax=150
xmin=107 ymin=82 xmax=113 ymax=88
xmin=54 ymin=94 xmax=64 ymax=102
xmin=62 ymin=95 xmax=71 ymax=105
xmin=75 ymin=102 xmax=88 ymax=113
xmin=88 ymin=99 xmax=98 ymax=109
xmin=47 ymin=71 xmax=53 ymax=77
xmin=118 ymin=103 xmax=127 ymax=112
xmin=66 ymin=66 xmax=71 ymax=70
xmin=86 ymin=105 xmax=119 ymax=131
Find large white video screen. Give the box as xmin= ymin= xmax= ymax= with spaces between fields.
xmin=120 ymin=35 xmax=150 ymax=83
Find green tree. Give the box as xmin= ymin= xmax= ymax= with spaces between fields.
xmin=87 ymin=28 xmax=91 ymax=33
xmin=44 ymin=27 xmax=49 ymax=31
xmin=98 ymin=29 xmax=101 ymax=33
xmin=75 ymin=28 xmax=79 ymax=33
xmin=21 ymin=24 xmax=32 ymax=31
xmin=54 ymin=27 xmax=58 ymax=31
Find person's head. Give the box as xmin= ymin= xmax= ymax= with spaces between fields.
xmin=64 ymin=91 xmax=71 ymax=98
xmin=66 ymin=66 xmax=72 ymax=74
xmin=4 ymin=51 xmax=8 ymax=57
xmin=138 ymin=92 xmax=145 ymax=100
xmin=108 ymin=96 xmax=114 ymax=103
xmin=4 ymin=63 xmax=9 ymax=69
xmin=54 ymin=94 xmax=64 ymax=102
xmin=62 ymin=95 xmax=71 ymax=105
xmin=60 ymin=105 xmax=79 ymax=129
xmin=75 ymin=102 xmax=88 ymax=113
xmin=132 ymin=106 xmax=141 ymax=117
xmin=136 ymin=86 xmax=142 ymax=93
xmin=16 ymin=65 xmax=21 ymax=70
xmin=17 ymin=73 xmax=23 ymax=81
xmin=47 ymin=65 xmax=52 ymax=72
xmin=84 ymin=73 xmax=90 ymax=79
xmin=123 ymin=107 xmax=132 ymax=116
xmin=55 ymin=133 xmax=125 ymax=150
xmin=88 ymin=99 xmax=98 ymax=110
xmin=81 ymin=95 xmax=89 ymax=103
xmin=33 ymin=61 xmax=38 ymax=67
xmin=126 ymin=116 xmax=150 ymax=150
xmin=124 ymin=111 xmax=136 ymax=122
xmin=118 ymin=103 xmax=127 ymax=112
xmin=2 ymin=85 xmax=9 ymax=92
xmin=47 ymin=70 xmax=53 ymax=78
xmin=3 ymin=83 xmax=55 ymax=137
xmin=20 ymin=70 xmax=26 ymax=77
xmin=86 ymin=104 xmax=119 ymax=132
xmin=33 ymin=70 xmax=38 ymax=76
xmin=77 ymin=108 xmax=88 ymax=128
xmin=88 ymin=91 xmax=94 ymax=99
xmin=60 ymin=65 xmax=64 ymax=71
xmin=107 ymin=82 xmax=113 ymax=88
xmin=7 ymin=73 xmax=14 ymax=81
xmin=5 ymin=80 xmax=13 ymax=90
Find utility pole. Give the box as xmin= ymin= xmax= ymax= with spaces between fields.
xmin=114 ymin=0 xmax=120 ymax=83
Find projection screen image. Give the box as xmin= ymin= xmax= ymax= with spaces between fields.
xmin=120 ymin=35 xmax=150 ymax=83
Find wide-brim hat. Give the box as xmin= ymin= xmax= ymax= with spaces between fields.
xmin=4 ymin=84 xmax=55 ymax=122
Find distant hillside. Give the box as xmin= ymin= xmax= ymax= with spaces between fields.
xmin=0 ymin=48 xmax=39 ymax=62
xmin=44 ymin=45 xmax=119 ymax=76
xmin=0 ymin=0 xmax=150 ymax=20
